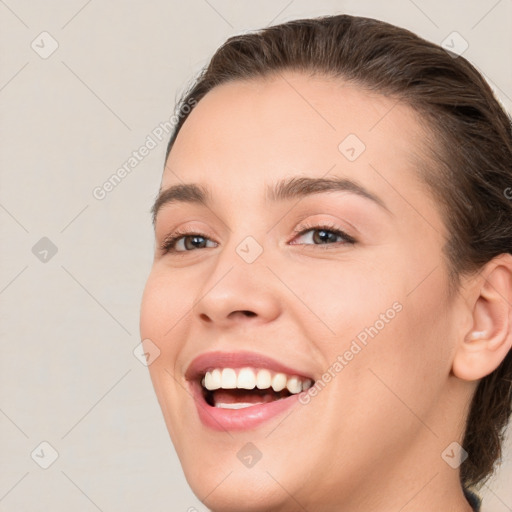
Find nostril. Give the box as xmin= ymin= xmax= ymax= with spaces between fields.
xmin=227 ymin=310 xmax=257 ymax=319
xmin=199 ymin=311 xmax=256 ymax=322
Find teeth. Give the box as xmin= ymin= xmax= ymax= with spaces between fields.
xmin=204 ymin=368 xmax=222 ymax=390
xmin=215 ymin=402 xmax=261 ymax=409
xmin=302 ymin=379 xmax=312 ymax=391
xmin=221 ymin=368 xmax=237 ymax=389
xmin=237 ymin=368 xmax=256 ymax=389
xmin=271 ymin=373 xmax=287 ymax=392
xmin=210 ymin=369 xmax=221 ymax=389
xmin=256 ymin=369 xmax=272 ymax=389
xmin=202 ymin=367 xmax=313 ymax=395
xmin=286 ymin=376 xmax=302 ymax=394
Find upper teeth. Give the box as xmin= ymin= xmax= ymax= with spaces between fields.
xmin=201 ymin=367 xmax=313 ymax=394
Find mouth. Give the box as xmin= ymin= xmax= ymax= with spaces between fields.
xmin=186 ymin=351 xmax=315 ymax=431
xmin=201 ymin=367 xmax=313 ymax=409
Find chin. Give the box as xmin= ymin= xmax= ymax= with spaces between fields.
xmin=185 ymin=471 xmax=296 ymax=512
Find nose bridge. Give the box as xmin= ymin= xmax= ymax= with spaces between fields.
xmin=193 ymin=230 xmax=280 ymax=324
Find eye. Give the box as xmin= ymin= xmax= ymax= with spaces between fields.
xmin=160 ymin=230 xmax=217 ymax=254
xmin=291 ymin=223 xmax=356 ymax=246
xmin=159 ymin=223 xmax=356 ymax=255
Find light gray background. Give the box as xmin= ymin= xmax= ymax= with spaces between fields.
xmin=1 ymin=0 xmax=511 ymax=510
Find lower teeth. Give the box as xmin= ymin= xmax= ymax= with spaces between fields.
xmin=214 ymin=402 xmax=262 ymax=409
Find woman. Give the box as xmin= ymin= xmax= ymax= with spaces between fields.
xmin=140 ymin=14 xmax=512 ymax=511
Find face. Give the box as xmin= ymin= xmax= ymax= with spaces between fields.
xmin=140 ymin=73 xmax=465 ymax=511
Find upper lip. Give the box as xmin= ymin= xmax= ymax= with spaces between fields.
xmin=185 ymin=350 xmax=315 ymax=382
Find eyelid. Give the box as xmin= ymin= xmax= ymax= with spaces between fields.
xmin=158 ymin=223 xmax=356 ymax=258
xmin=289 ymin=226 xmax=357 ymax=249
xmin=290 ymin=221 xmax=357 ymax=245
xmin=158 ymin=225 xmax=219 ymax=254
xmin=292 ymin=211 xmax=361 ymax=237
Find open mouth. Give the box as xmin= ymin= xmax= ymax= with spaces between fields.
xmin=186 ymin=351 xmax=317 ymax=430
xmin=200 ymin=367 xmax=314 ymax=409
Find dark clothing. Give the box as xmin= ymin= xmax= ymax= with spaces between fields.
xmin=463 ymin=487 xmax=481 ymax=512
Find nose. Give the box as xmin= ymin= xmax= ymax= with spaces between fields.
xmin=193 ymin=257 xmax=282 ymax=328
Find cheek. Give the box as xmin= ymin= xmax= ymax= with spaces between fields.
xmin=280 ymin=255 xmax=401 ymax=345
xmin=140 ymin=267 xmax=193 ymax=346
xmin=353 ymin=267 xmax=454 ymax=422
xmin=139 ymin=269 xmax=193 ymax=439
xmin=140 ymin=268 xmax=193 ymax=406
xmin=301 ymin=272 xmax=453 ymax=478
xmin=295 ymin=249 xmax=451 ymax=414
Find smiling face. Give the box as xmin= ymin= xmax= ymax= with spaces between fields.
xmin=140 ymin=73 xmax=475 ymax=511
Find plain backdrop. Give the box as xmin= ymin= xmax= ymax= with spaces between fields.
xmin=1 ymin=1 xmax=511 ymax=510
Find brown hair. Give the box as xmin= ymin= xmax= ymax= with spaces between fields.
xmin=164 ymin=14 xmax=512 ymax=490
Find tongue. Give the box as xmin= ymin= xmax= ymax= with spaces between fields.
xmin=212 ymin=388 xmax=287 ymax=406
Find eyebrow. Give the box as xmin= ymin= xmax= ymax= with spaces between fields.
xmin=151 ymin=176 xmax=390 ymax=225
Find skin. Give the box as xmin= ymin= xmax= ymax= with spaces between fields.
xmin=140 ymin=72 xmax=512 ymax=511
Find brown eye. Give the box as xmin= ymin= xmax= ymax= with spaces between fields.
xmin=160 ymin=232 xmax=217 ymax=253
xmin=182 ymin=235 xmax=209 ymax=250
xmin=312 ymin=229 xmax=342 ymax=244
xmin=292 ymin=226 xmax=356 ymax=246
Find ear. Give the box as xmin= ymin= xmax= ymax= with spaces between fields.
xmin=452 ymin=254 xmax=512 ymax=381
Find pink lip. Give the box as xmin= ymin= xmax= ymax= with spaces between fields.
xmin=185 ymin=350 xmax=314 ymax=381
xmin=185 ymin=351 xmax=314 ymax=431
xmin=189 ymin=379 xmax=301 ymax=431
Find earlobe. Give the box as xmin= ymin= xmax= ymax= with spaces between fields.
xmin=452 ymin=255 xmax=512 ymax=382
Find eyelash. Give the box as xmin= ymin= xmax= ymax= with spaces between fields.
xmin=159 ymin=222 xmax=356 ymax=255
xmin=291 ymin=221 xmax=356 ymax=247
xmin=160 ymin=227 xmax=216 ymax=254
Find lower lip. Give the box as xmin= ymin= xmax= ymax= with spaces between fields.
xmin=190 ymin=382 xmax=302 ymax=431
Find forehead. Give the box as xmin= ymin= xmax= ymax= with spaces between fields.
xmin=165 ymin=72 xmax=426 ymax=182
xmin=162 ymin=72 xmax=441 ymax=230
